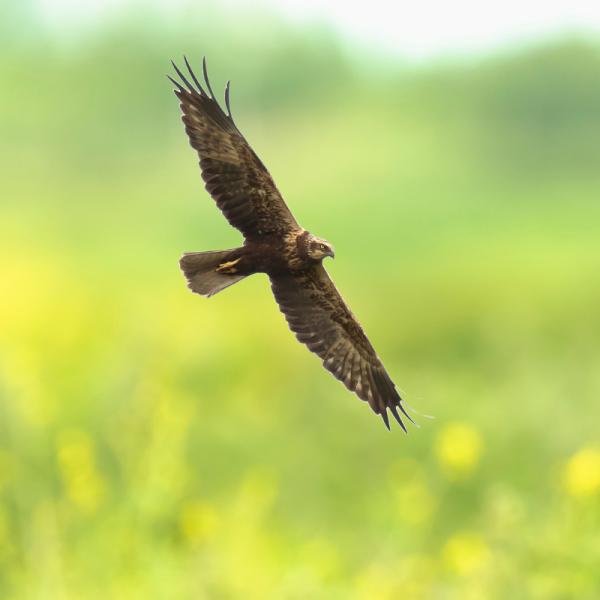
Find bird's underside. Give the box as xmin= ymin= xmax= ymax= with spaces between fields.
xmin=169 ymin=57 xmax=412 ymax=430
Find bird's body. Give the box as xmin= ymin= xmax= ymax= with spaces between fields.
xmin=213 ymin=230 xmax=331 ymax=276
xmin=169 ymin=58 xmax=413 ymax=430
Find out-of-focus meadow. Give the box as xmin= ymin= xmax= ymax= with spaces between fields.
xmin=1 ymin=5 xmax=600 ymax=598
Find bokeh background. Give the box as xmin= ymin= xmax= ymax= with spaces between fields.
xmin=2 ymin=1 xmax=600 ymax=598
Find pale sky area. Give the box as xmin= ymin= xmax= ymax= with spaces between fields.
xmin=36 ymin=0 xmax=600 ymax=58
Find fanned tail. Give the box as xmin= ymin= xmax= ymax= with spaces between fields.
xmin=179 ymin=249 xmax=246 ymax=297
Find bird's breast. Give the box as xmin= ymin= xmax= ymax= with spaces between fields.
xmin=244 ymin=230 xmax=312 ymax=275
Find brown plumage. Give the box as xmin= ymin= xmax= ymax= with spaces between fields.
xmin=169 ymin=57 xmax=413 ymax=430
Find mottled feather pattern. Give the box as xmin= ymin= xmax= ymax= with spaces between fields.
xmin=169 ymin=58 xmax=299 ymax=239
xmin=270 ymin=265 xmax=412 ymax=430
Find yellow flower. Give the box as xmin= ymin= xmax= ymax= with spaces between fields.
xmin=395 ymin=481 xmax=437 ymax=526
xmin=563 ymin=447 xmax=600 ymax=498
xmin=57 ymin=429 xmax=105 ymax=513
xmin=442 ymin=532 xmax=490 ymax=576
xmin=354 ymin=564 xmax=397 ymax=600
xmin=435 ymin=422 xmax=483 ymax=477
xmin=298 ymin=538 xmax=340 ymax=581
xmin=179 ymin=501 xmax=220 ymax=544
xmin=235 ymin=468 xmax=278 ymax=520
xmin=389 ymin=458 xmax=437 ymax=525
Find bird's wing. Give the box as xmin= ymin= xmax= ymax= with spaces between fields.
xmin=169 ymin=58 xmax=300 ymax=240
xmin=270 ymin=264 xmax=412 ymax=430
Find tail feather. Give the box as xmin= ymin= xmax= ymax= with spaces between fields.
xmin=179 ymin=249 xmax=246 ymax=297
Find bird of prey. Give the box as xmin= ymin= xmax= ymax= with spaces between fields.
xmin=169 ymin=57 xmax=412 ymax=430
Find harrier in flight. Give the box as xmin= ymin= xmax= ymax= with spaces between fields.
xmin=169 ymin=58 xmax=412 ymax=430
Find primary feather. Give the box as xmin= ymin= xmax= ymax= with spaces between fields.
xmin=172 ymin=57 xmax=299 ymax=239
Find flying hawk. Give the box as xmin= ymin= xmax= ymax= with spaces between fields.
xmin=169 ymin=58 xmax=412 ymax=430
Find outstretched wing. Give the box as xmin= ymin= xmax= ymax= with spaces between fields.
xmin=270 ymin=264 xmax=412 ymax=430
xmin=169 ymin=58 xmax=300 ymax=240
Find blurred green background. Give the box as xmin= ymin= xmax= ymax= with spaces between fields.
xmin=2 ymin=1 xmax=600 ymax=598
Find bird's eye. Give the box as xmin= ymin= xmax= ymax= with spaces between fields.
xmin=320 ymin=244 xmax=326 ymax=251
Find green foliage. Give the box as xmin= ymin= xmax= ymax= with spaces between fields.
xmin=1 ymin=12 xmax=600 ymax=599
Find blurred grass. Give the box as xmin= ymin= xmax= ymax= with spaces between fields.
xmin=1 ymin=7 xmax=600 ymax=599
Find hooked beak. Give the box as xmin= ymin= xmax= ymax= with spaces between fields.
xmin=327 ymin=248 xmax=335 ymax=259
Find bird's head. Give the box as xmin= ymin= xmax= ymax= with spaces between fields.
xmin=306 ymin=234 xmax=335 ymax=261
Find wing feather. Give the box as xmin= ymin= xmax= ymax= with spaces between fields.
xmin=270 ymin=264 xmax=411 ymax=429
xmin=169 ymin=58 xmax=300 ymax=239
